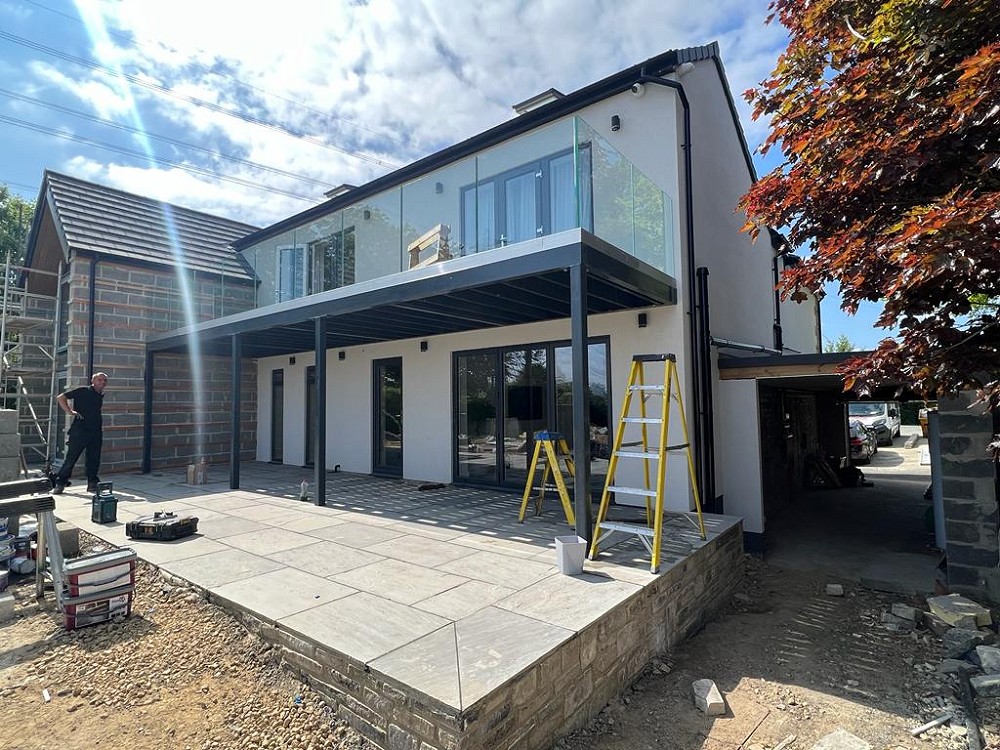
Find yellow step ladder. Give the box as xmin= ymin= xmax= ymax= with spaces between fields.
xmin=588 ymin=354 xmax=706 ymax=572
xmin=518 ymin=430 xmax=575 ymax=526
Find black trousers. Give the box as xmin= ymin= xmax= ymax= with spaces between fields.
xmin=57 ymin=426 xmax=102 ymax=485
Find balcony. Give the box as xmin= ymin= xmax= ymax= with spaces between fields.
xmin=240 ymin=116 xmax=675 ymax=310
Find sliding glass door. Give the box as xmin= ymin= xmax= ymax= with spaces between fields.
xmin=453 ymin=338 xmax=609 ymax=489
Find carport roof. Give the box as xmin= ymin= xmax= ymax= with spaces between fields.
xmin=145 ymin=230 xmax=676 ymax=359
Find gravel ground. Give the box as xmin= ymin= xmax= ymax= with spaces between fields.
xmin=1 ymin=535 xmax=997 ymax=750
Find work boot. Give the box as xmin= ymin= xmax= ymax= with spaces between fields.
xmin=51 ymin=482 xmax=65 ymax=495
xmin=87 ymin=482 xmax=98 ymax=493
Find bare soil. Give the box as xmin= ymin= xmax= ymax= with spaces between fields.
xmin=1 ymin=537 xmax=997 ymax=750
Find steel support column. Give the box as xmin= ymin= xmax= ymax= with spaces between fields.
xmin=314 ymin=317 xmax=328 ymax=506
xmin=570 ymin=262 xmax=592 ymax=541
xmin=230 ymin=334 xmax=242 ymax=489
xmin=141 ymin=349 xmax=153 ymax=473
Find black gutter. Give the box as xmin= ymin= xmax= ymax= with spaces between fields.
xmin=232 ymin=43 xmax=738 ymax=252
xmin=635 ymin=69 xmax=707 ymax=508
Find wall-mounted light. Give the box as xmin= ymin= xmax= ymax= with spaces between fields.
xmin=289 ymin=356 xmax=296 ymax=365
xmin=419 ymin=340 xmax=429 ymax=352
xmin=338 ymin=350 xmax=346 ymax=360
xmin=637 ymin=312 xmax=648 ymax=328
xmin=363 ymin=209 xmax=372 ymax=220
xmin=434 ymin=181 xmax=444 ymax=195
xmin=611 ymin=114 xmax=622 ymax=132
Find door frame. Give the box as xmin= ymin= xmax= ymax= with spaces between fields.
xmin=271 ymin=368 xmax=284 ymax=463
xmin=372 ymin=357 xmax=403 ymax=476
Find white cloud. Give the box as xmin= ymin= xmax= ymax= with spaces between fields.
xmin=25 ymin=0 xmax=788 ymax=224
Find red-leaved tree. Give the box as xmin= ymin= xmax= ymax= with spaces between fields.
xmin=740 ymin=0 xmax=1000 ymax=402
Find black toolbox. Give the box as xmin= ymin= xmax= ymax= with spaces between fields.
xmin=125 ymin=511 xmax=199 ymax=541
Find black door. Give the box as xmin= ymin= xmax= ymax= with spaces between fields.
xmin=271 ymin=369 xmax=284 ymax=463
xmin=373 ymin=358 xmax=403 ymax=475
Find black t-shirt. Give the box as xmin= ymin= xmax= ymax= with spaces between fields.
xmin=64 ymin=386 xmax=104 ymax=430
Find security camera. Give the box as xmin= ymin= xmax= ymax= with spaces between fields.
xmin=630 ymin=83 xmax=646 ymax=98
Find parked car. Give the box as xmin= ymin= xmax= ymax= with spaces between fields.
xmin=849 ymin=420 xmax=878 ymax=463
xmin=848 ymin=401 xmax=901 ymax=445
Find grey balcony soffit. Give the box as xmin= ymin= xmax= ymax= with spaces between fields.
xmin=145 ymin=230 xmax=677 ymax=359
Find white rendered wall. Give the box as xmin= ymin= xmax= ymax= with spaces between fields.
xmin=255 ymin=305 xmax=698 ymax=511
xmin=718 ymin=378 xmax=764 ymax=533
xmin=780 ymin=291 xmax=821 ymax=354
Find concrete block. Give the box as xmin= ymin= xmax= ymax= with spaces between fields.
xmin=881 ymin=612 xmax=914 ymax=631
xmin=0 ymin=591 xmax=14 ymax=622
xmin=0 ymin=410 xmax=17 ymax=434
xmin=928 ymin=593 xmax=992 ymax=627
xmin=811 ymin=728 xmax=872 ymax=750
xmin=970 ymin=674 xmax=1000 ymax=698
xmin=0 ymin=434 xmax=21 ymax=457
xmin=890 ymin=603 xmax=921 ymax=622
xmin=692 ymin=679 xmax=725 ymax=716
xmin=975 ymin=645 xmax=1000 ymax=674
xmin=0 ymin=456 xmax=21 ymax=483
xmin=825 ymin=584 xmax=844 ymax=596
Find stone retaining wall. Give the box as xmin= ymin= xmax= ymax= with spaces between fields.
xmin=206 ymin=521 xmax=743 ymax=750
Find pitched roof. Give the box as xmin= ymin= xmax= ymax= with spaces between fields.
xmin=30 ymin=171 xmax=258 ymax=280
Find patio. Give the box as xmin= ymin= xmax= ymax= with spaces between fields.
xmin=50 ymin=462 xmax=743 ymax=750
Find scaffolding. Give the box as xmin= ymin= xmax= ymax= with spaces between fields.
xmin=0 ymin=251 xmax=63 ymax=476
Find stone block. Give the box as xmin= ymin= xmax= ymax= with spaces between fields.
xmin=890 ymin=603 xmax=921 ymax=622
xmin=811 ymin=728 xmax=872 ymax=750
xmin=692 ymin=679 xmax=725 ymax=716
xmin=943 ymin=628 xmax=992 ymax=659
xmin=936 ymin=659 xmax=977 ymax=674
xmin=0 ymin=591 xmax=14 ymax=622
xmin=928 ymin=593 xmax=992 ymax=627
xmin=0 ymin=456 xmax=21 ymax=483
xmin=970 ymin=674 xmax=1000 ymax=698
xmin=56 ymin=522 xmax=80 ymax=558
xmin=0 ymin=410 xmax=17 ymax=434
xmin=825 ymin=583 xmax=844 ymax=596
xmin=976 ymin=645 xmax=1000 ymax=674
xmin=924 ymin=612 xmax=951 ymax=636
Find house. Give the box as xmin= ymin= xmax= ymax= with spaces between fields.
xmin=18 ymin=171 xmax=259 ymax=474
xmin=139 ymin=42 xmax=820 ymax=546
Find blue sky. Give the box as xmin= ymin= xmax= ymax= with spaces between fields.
xmin=0 ymin=0 xmax=892 ymax=350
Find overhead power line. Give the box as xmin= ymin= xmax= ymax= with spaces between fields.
xmin=0 ymin=87 xmax=337 ymax=190
xmin=0 ymin=29 xmax=401 ymax=170
xmin=0 ymin=113 xmax=318 ymax=202
xmin=22 ymin=0 xmax=409 ymax=150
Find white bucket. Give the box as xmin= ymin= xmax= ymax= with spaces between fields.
xmin=0 ymin=517 xmax=7 ymax=536
xmin=555 ymin=535 xmax=587 ymax=576
xmin=0 ymin=534 xmax=13 ymax=560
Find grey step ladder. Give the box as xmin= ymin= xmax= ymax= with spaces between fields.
xmin=588 ymin=354 xmax=706 ymax=573
xmin=0 ymin=478 xmax=65 ymax=601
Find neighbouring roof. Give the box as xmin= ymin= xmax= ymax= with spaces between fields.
xmin=28 ymin=171 xmax=259 ymax=281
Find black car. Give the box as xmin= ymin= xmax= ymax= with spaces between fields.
xmin=849 ymin=420 xmax=878 ymax=463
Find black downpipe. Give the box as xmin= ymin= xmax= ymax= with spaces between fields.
xmin=637 ymin=70 xmax=709 ymax=505
xmin=772 ymin=254 xmax=784 ymax=352
xmin=696 ymin=267 xmax=716 ymax=511
xmin=87 ymin=258 xmax=99 ymax=377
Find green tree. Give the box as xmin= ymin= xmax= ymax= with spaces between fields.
xmin=824 ymin=334 xmax=856 ymax=353
xmin=740 ymin=1 xmax=1000 ymax=402
xmin=0 ymin=185 xmax=34 ymax=272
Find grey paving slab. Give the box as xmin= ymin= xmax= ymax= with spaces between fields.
xmin=415 ymin=580 xmax=518 ymax=620
xmin=364 ymin=534 xmax=478 ymax=567
xmin=438 ymin=550 xmax=557 ymax=589
xmin=263 ymin=510 xmax=346 ymax=533
xmin=369 ymin=624 xmax=460 ymax=709
xmin=494 ymin=572 xmax=640 ymax=631
xmin=229 ymin=503 xmax=296 ymax=522
xmin=196 ymin=514 xmax=268 ymax=539
xmin=449 ymin=532 xmax=550 ymax=559
xmin=382 ymin=519 xmax=470 ymax=541
xmin=123 ymin=535 xmax=229 ymax=566
xmin=279 ymin=592 xmax=449 ymax=663
xmin=307 ymin=521 xmax=406 ymax=548
xmin=267 ymin=541 xmax=385 ymax=577
xmin=332 ymin=510 xmax=411 ymax=528
xmin=182 ymin=494 xmax=264 ymax=512
xmin=211 ymin=568 xmax=355 ymax=622
xmin=220 ymin=528 xmax=318 ymax=556
xmin=164 ymin=548 xmax=286 ymax=589
xmin=331 ymin=558 xmax=468 ymax=606
xmin=456 ymin=607 xmax=572 ymax=708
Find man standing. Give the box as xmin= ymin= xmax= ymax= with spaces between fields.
xmin=51 ymin=372 xmax=108 ymax=495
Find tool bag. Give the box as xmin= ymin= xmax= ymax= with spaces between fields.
xmin=125 ymin=511 xmax=199 ymax=541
